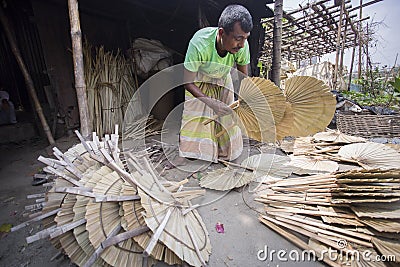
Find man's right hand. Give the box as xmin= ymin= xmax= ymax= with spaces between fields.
xmin=206 ymin=98 xmax=233 ymax=117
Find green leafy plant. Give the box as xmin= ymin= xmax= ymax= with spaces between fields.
xmin=345 ymin=68 xmax=399 ymax=110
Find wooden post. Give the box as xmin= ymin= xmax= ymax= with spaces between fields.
xmin=339 ymin=12 xmax=348 ymax=78
xmin=358 ymin=0 xmax=363 ymax=79
xmin=348 ymin=42 xmax=356 ymax=90
xmin=68 ymin=0 xmax=91 ymax=138
xmin=333 ymin=0 xmax=344 ymax=90
xmin=271 ymin=0 xmax=283 ymax=87
xmin=0 ymin=6 xmax=55 ymax=145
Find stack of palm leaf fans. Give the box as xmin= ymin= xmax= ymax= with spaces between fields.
xmin=13 ymin=127 xmax=211 ymax=267
xmin=205 ymin=76 xmax=336 ymax=142
xmin=253 ymin=129 xmax=400 ymax=267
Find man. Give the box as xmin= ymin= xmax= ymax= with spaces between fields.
xmin=0 ymin=90 xmax=17 ymax=125
xmin=175 ymin=4 xmax=253 ymax=166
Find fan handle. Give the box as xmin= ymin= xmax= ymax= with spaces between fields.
xmin=202 ymin=100 xmax=240 ymax=125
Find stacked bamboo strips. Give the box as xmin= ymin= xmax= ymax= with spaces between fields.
xmin=257 ymin=169 xmax=400 ymax=266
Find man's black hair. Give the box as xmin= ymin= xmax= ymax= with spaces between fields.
xmin=218 ymin=4 xmax=253 ymax=33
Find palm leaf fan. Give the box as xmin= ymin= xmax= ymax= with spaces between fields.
xmin=206 ymin=77 xmax=286 ymax=142
xmin=240 ymin=153 xmax=295 ymax=179
xmin=292 ymin=136 xmax=316 ymax=156
xmin=85 ymin=170 xmax=153 ymax=267
xmin=55 ymin=156 xmax=104 ymax=267
xmin=275 ymin=102 xmax=294 ymax=141
xmin=338 ymin=142 xmax=400 ymax=169
xmin=371 ymin=237 xmax=400 ymax=264
xmin=126 ymin=159 xmax=211 ymax=267
xmin=73 ymin=166 xmax=113 ymax=267
xmin=41 ymin=143 xmax=98 ymax=251
xmin=138 ymin=187 xmax=211 ymax=267
xmin=288 ymin=155 xmax=339 ymax=175
xmin=313 ymin=130 xmax=366 ymax=144
xmin=199 ymin=167 xmax=254 ymax=191
xmin=277 ymin=76 xmax=336 ymax=139
xmin=120 ymin=183 xmax=182 ymax=265
xmin=235 ymin=77 xmax=286 ymax=142
xmin=237 ymin=77 xmax=286 ymax=129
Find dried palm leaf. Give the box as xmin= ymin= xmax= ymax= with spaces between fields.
xmin=55 ymin=164 xmax=108 ymax=267
xmin=277 ymin=76 xmax=336 ymax=139
xmin=359 ymin=218 xmax=400 ymax=233
xmin=289 ymin=155 xmax=339 ymax=175
xmin=293 ymin=136 xmax=315 ymax=156
xmin=351 ymin=203 xmax=400 ymax=219
xmin=278 ymin=138 xmax=295 ymax=153
xmin=139 ymin=188 xmax=211 ymax=267
xmin=275 ymin=102 xmax=294 ymax=140
xmin=338 ymin=142 xmax=400 ymax=169
xmin=85 ymin=171 xmax=151 ymax=267
xmin=241 ymin=153 xmax=295 ymax=179
xmin=371 ymin=237 xmax=400 ymax=263
xmin=199 ymin=167 xmax=254 ymax=191
xmin=120 ymin=183 xmax=182 ymax=265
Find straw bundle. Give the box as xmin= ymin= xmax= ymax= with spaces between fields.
xmin=84 ymin=42 xmax=140 ymax=136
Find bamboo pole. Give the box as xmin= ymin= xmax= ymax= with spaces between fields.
xmin=68 ymin=0 xmax=91 ymax=138
xmin=0 ymin=6 xmax=55 ymax=145
xmin=358 ymin=0 xmax=363 ymax=79
xmin=333 ymin=0 xmax=344 ymax=90
xmin=348 ymin=41 xmax=357 ymax=90
xmin=270 ymin=0 xmax=283 ymax=87
xmin=339 ymin=12 xmax=349 ymax=79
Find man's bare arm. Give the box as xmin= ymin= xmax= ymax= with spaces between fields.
xmin=237 ymin=64 xmax=249 ymax=76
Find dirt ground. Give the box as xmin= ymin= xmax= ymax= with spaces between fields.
xmin=0 ymin=127 xmax=324 ymax=267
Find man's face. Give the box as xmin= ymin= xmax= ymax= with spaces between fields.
xmin=220 ymin=22 xmax=250 ymax=54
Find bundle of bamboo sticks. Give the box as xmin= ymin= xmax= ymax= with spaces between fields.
xmin=84 ymin=42 xmax=141 ymax=136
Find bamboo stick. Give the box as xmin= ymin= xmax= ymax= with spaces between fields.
xmin=259 ymin=216 xmax=341 ymax=267
xmin=144 ymin=208 xmax=172 ymax=257
xmin=82 ymin=225 xmax=121 ymax=267
xmin=26 ymin=225 xmax=57 ymax=244
xmin=272 ymin=214 xmax=373 ymax=247
xmin=185 ymin=224 xmax=206 ymax=266
xmin=272 ymin=213 xmax=372 ymax=241
xmin=12 ymin=208 xmax=61 ymax=232
xmin=49 ymin=218 xmax=86 ymax=238
xmin=94 ymin=194 xmax=140 ymax=202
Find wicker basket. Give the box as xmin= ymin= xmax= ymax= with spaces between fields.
xmin=336 ymin=111 xmax=400 ymax=138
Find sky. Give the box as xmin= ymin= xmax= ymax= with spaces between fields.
xmin=268 ymin=0 xmax=400 ymax=68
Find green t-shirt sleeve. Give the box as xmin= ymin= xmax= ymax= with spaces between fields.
xmin=235 ymin=40 xmax=250 ymax=66
xmin=184 ymin=41 xmax=202 ymax=72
